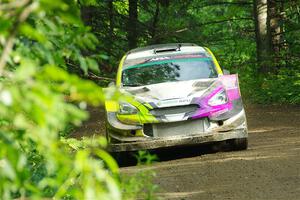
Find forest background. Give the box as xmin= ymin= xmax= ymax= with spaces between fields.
xmin=0 ymin=0 xmax=299 ymax=199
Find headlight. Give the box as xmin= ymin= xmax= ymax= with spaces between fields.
xmin=119 ymin=102 xmax=138 ymax=114
xmin=208 ymin=89 xmax=228 ymax=106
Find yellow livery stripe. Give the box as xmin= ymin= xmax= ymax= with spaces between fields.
xmin=105 ymin=100 xmax=119 ymax=112
xmin=116 ymin=55 xmax=126 ymax=86
xmin=205 ymin=47 xmax=223 ymax=75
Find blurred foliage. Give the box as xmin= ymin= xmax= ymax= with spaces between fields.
xmin=121 ymin=170 xmax=159 ymax=200
xmin=0 ymin=0 xmax=156 ymax=199
xmin=135 ymin=150 xmax=159 ymax=166
xmin=122 ymin=151 xmax=159 ymax=200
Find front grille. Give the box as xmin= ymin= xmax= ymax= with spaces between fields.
xmin=150 ymin=104 xmax=199 ymax=116
xmin=143 ymin=118 xmax=210 ymax=138
xmin=143 ymin=124 xmax=153 ymax=137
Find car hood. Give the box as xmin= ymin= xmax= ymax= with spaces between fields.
xmin=122 ymin=79 xmax=216 ymax=103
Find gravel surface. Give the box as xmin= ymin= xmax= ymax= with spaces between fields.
xmin=73 ymin=105 xmax=300 ymax=200
xmin=121 ymin=105 xmax=300 ymax=200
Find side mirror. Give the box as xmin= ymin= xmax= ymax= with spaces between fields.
xmin=108 ymin=82 xmax=115 ymax=87
xmin=223 ymin=69 xmax=230 ymax=75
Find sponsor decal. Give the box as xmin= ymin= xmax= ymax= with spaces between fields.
xmin=149 ymin=57 xmax=170 ymax=61
xmin=178 ymin=99 xmax=191 ymax=103
xmin=157 ymin=98 xmax=192 ymax=107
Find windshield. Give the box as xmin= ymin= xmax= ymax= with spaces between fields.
xmin=122 ymin=58 xmax=218 ymax=87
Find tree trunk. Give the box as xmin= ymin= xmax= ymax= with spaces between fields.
xmin=254 ymin=0 xmax=272 ymax=73
xmin=268 ymin=0 xmax=286 ymax=69
xmin=150 ymin=0 xmax=160 ymax=44
xmin=128 ymin=0 xmax=138 ymax=49
xmin=106 ymin=0 xmax=114 ymax=73
xmin=159 ymin=0 xmax=170 ymax=7
xmin=81 ymin=6 xmax=96 ymax=27
xmin=108 ymin=0 xmax=114 ymax=40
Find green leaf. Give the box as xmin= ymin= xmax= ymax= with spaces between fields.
xmin=86 ymin=58 xmax=99 ymax=72
xmin=19 ymin=23 xmax=47 ymax=43
xmin=79 ymin=57 xmax=88 ymax=75
xmin=15 ymin=59 xmax=37 ymax=81
xmin=0 ymin=17 xmax=12 ymax=33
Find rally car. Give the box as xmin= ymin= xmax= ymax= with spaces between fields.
xmin=105 ymin=43 xmax=248 ymax=152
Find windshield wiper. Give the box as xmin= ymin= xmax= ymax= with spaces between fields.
xmin=122 ymin=84 xmax=143 ymax=87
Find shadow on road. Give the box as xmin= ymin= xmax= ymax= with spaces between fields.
xmin=116 ymin=142 xmax=225 ymax=167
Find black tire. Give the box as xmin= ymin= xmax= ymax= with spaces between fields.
xmin=211 ymin=141 xmax=227 ymax=152
xmin=230 ymin=138 xmax=248 ymax=150
xmin=111 ymin=151 xmax=136 ymax=166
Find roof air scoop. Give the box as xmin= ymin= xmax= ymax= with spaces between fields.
xmin=154 ymin=44 xmax=181 ymax=54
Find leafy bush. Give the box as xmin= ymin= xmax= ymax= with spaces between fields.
xmin=236 ymin=63 xmax=300 ymax=105
xmin=253 ymin=69 xmax=300 ymax=104
xmin=0 ymin=0 xmax=127 ymax=199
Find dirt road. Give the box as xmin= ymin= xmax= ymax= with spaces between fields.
xmin=121 ymin=105 xmax=300 ymax=200
xmin=73 ymin=105 xmax=300 ymax=200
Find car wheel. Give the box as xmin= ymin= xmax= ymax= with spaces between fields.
xmin=230 ymin=138 xmax=248 ymax=150
xmin=211 ymin=141 xmax=227 ymax=152
xmin=111 ymin=151 xmax=135 ymax=166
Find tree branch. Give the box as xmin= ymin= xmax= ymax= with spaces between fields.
xmin=0 ymin=1 xmax=37 ymax=76
xmin=197 ymin=17 xmax=253 ymax=27
xmin=86 ymin=72 xmax=114 ymax=81
xmin=0 ymin=0 xmax=29 ymax=10
xmin=190 ymin=1 xmax=252 ymax=11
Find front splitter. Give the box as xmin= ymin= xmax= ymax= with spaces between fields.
xmin=108 ymin=129 xmax=247 ymax=152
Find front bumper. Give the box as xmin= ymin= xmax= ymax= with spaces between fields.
xmin=108 ymin=128 xmax=248 ymax=152
xmin=106 ymin=109 xmax=248 ymax=152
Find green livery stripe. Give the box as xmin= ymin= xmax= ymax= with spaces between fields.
xmin=124 ymin=57 xmax=211 ymax=70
